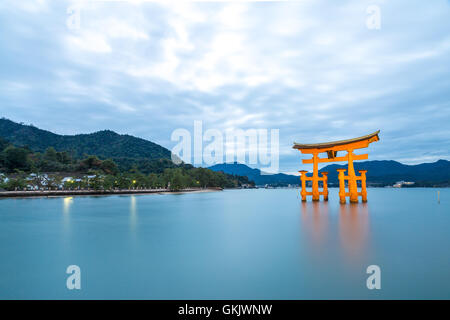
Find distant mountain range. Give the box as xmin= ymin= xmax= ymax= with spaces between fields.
xmin=318 ymin=160 xmax=450 ymax=185
xmin=209 ymin=163 xmax=300 ymax=186
xmin=0 ymin=118 xmax=171 ymax=160
xmin=210 ymin=160 xmax=450 ymax=187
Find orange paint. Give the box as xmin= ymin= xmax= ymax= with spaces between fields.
xmin=293 ymin=131 xmax=380 ymax=203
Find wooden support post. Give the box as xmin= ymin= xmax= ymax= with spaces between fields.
xmin=322 ymin=172 xmax=328 ymax=201
xmin=299 ymin=170 xmax=308 ymax=201
xmin=359 ymin=170 xmax=367 ymax=202
xmin=312 ymin=153 xmax=320 ymax=201
xmin=337 ymin=169 xmax=347 ymax=204
xmin=347 ymin=149 xmax=359 ymax=203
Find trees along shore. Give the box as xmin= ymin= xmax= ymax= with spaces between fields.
xmin=0 ymin=139 xmax=254 ymax=192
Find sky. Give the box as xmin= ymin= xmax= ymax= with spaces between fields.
xmin=0 ymin=0 xmax=449 ymax=174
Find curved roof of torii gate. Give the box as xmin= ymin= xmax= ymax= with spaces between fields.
xmin=293 ymin=130 xmax=380 ymax=150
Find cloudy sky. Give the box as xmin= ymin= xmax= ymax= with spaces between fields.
xmin=0 ymin=0 xmax=449 ymax=174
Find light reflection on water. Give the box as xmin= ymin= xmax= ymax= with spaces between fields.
xmin=300 ymin=201 xmax=370 ymax=256
xmin=62 ymin=197 xmax=73 ymax=235
xmin=338 ymin=203 xmax=369 ymax=262
xmin=63 ymin=196 xmax=73 ymax=215
xmin=299 ymin=200 xmax=371 ymax=277
xmin=301 ymin=201 xmax=329 ymax=247
xmin=129 ymin=195 xmax=137 ymax=231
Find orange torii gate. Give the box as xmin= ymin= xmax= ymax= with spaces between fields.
xmin=293 ymin=131 xmax=380 ymax=203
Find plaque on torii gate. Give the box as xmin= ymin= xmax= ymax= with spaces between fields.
xmin=293 ymin=130 xmax=380 ymax=203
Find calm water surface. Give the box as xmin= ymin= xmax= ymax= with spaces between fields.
xmin=0 ymin=188 xmax=449 ymax=299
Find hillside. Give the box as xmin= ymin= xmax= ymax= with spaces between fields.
xmin=209 ymin=162 xmax=299 ymax=186
xmin=0 ymin=118 xmax=171 ymax=160
xmin=319 ymin=160 xmax=450 ymax=185
xmin=0 ymin=120 xmax=256 ymax=190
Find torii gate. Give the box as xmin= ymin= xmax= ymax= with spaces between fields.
xmin=293 ymin=131 xmax=380 ymax=203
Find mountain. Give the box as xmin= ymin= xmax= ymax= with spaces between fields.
xmin=2 ymin=118 xmax=449 ymax=186
xmin=210 ymin=160 xmax=450 ymax=187
xmin=0 ymin=118 xmax=171 ymax=160
xmin=319 ymin=160 xmax=450 ymax=185
xmin=209 ymin=162 xmax=300 ymax=186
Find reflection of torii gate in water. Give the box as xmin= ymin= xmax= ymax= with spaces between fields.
xmin=293 ymin=131 xmax=380 ymax=203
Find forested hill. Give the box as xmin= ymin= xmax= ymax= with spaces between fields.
xmin=0 ymin=118 xmax=171 ymax=160
xmin=209 ymin=162 xmax=300 ymax=186
xmin=319 ymin=160 xmax=450 ymax=185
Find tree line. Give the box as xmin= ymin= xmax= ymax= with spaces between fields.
xmin=0 ymin=137 xmax=254 ymax=191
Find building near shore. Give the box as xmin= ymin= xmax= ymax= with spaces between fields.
xmin=393 ymin=181 xmax=415 ymax=188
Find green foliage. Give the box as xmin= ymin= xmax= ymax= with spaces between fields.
xmin=0 ymin=136 xmax=9 ymax=151
xmin=0 ymin=119 xmax=255 ymax=190
xmin=89 ymin=175 xmax=103 ymax=190
xmin=44 ymin=147 xmax=58 ymax=162
xmin=0 ymin=118 xmax=171 ymax=160
xmin=48 ymin=175 xmax=62 ymax=190
xmin=0 ymin=143 xmax=255 ymax=189
xmin=102 ymin=175 xmax=116 ymax=190
xmin=100 ymin=159 xmax=119 ymax=175
xmin=112 ymin=157 xmax=191 ymax=174
xmin=3 ymin=176 xmax=27 ymax=191
xmin=79 ymin=155 xmax=103 ymax=170
xmin=4 ymin=146 xmax=30 ymax=171
xmin=0 ymin=168 xmax=253 ymax=191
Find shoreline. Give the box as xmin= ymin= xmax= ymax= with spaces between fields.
xmin=0 ymin=187 xmax=223 ymax=199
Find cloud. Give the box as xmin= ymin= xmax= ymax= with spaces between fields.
xmin=0 ymin=0 xmax=449 ymax=173
xmin=67 ymin=33 xmax=112 ymax=53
